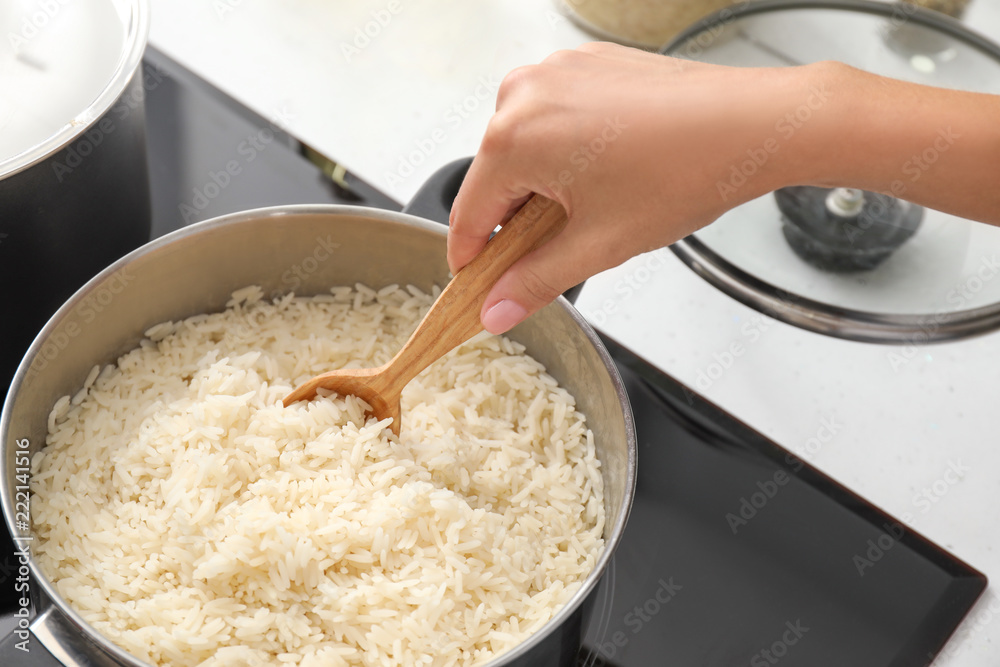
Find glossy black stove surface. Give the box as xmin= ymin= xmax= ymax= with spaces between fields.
xmin=579 ymin=337 xmax=985 ymax=666
xmin=0 ymin=47 xmax=986 ymax=666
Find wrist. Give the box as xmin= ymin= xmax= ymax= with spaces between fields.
xmin=767 ymin=60 xmax=859 ymax=192
xmin=765 ymin=59 xmax=1000 ymax=225
xmin=708 ymin=61 xmax=852 ymax=205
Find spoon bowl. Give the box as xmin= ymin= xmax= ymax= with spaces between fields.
xmin=282 ymin=194 xmax=568 ymax=434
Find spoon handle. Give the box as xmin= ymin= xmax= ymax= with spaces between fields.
xmin=385 ymin=194 xmax=568 ymax=387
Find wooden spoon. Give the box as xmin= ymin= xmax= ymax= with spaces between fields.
xmin=282 ymin=194 xmax=568 ymax=435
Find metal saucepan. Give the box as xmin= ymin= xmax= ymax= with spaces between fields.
xmin=1 ymin=183 xmax=636 ymax=665
xmin=0 ymin=0 xmax=153 ymax=391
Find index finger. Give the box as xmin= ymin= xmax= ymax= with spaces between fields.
xmin=447 ymin=151 xmax=531 ymax=274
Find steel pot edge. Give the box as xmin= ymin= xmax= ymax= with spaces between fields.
xmin=2 ymin=203 xmax=637 ymax=667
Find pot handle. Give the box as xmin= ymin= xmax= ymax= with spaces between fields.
xmin=402 ymin=157 xmax=473 ymax=226
xmin=0 ymin=609 xmax=64 ymax=667
xmin=403 ymin=157 xmax=584 ymax=304
xmin=0 ymin=607 xmax=121 ymax=667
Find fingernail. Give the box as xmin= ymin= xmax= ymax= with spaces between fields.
xmin=482 ymin=300 xmax=528 ymax=335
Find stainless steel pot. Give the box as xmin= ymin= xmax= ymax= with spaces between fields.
xmin=0 ymin=203 xmax=637 ymax=666
xmin=0 ymin=0 xmax=152 ymax=391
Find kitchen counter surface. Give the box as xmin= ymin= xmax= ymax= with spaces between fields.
xmin=148 ymin=1 xmax=1000 ymax=663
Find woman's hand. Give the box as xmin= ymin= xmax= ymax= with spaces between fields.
xmin=449 ymin=42 xmax=1000 ymax=334
xmin=449 ymin=43 xmax=831 ymax=333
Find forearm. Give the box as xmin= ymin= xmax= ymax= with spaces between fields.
xmin=788 ymin=62 xmax=1000 ymax=224
xmin=449 ymin=45 xmax=1000 ymax=334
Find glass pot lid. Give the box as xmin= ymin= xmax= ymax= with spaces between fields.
xmin=0 ymin=0 xmax=148 ymax=179
xmin=662 ymin=0 xmax=1000 ymax=343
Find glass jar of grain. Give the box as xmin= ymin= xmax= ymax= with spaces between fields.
xmin=883 ymin=0 xmax=973 ymax=57
xmin=903 ymin=0 xmax=970 ymax=18
xmin=563 ymin=0 xmax=743 ymax=49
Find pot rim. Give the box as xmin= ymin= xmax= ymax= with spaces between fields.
xmin=0 ymin=0 xmax=150 ymax=180
xmin=2 ymin=203 xmax=637 ymax=666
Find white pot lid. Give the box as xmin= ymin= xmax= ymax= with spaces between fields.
xmin=0 ymin=0 xmax=148 ymax=179
xmin=663 ymin=0 xmax=1000 ymax=343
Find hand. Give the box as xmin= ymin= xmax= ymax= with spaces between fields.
xmin=448 ymin=43 xmax=830 ymax=333
xmin=449 ymin=42 xmax=1000 ymax=334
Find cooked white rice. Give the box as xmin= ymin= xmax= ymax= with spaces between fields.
xmin=31 ymin=284 xmax=605 ymax=667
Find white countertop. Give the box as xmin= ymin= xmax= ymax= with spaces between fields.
xmin=148 ymin=1 xmax=1000 ymax=662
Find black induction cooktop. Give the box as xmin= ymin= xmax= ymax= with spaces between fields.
xmin=0 ymin=47 xmax=986 ymax=666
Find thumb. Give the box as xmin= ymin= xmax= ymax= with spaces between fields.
xmin=480 ymin=228 xmax=595 ymax=335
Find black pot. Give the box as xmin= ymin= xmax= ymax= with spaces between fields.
xmin=0 ymin=0 xmax=152 ymax=395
